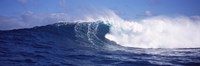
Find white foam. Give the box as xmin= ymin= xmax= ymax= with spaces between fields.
xmin=105 ymin=16 xmax=200 ymax=48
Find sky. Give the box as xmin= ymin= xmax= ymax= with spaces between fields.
xmin=1 ymin=0 xmax=200 ymax=17
xmin=0 ymin=0 xmax=200 ymax=30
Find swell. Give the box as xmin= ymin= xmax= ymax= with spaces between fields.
xmin=0 ymin=22 xmax=112 ymax=49
xmin=0 ymin=21 xmax=117 ymax=65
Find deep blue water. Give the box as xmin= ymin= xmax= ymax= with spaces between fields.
xmin=0 ymin=22 xmax=200 ymax=66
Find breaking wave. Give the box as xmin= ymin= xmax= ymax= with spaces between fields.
xmin=1 ymin=9 xmax=200 ymax=48
xmin=1 ymin=18 xmax=200 ymax=66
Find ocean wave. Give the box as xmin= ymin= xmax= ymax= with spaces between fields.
xmin=1 ymin=9 xmax=200 ymax=49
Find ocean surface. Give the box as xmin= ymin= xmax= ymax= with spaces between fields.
xmin=0 ymin=22 xmax=200 ymax=66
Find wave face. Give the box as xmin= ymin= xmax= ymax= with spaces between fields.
xmin=0 ymin=21 xmax=200 ymax=66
